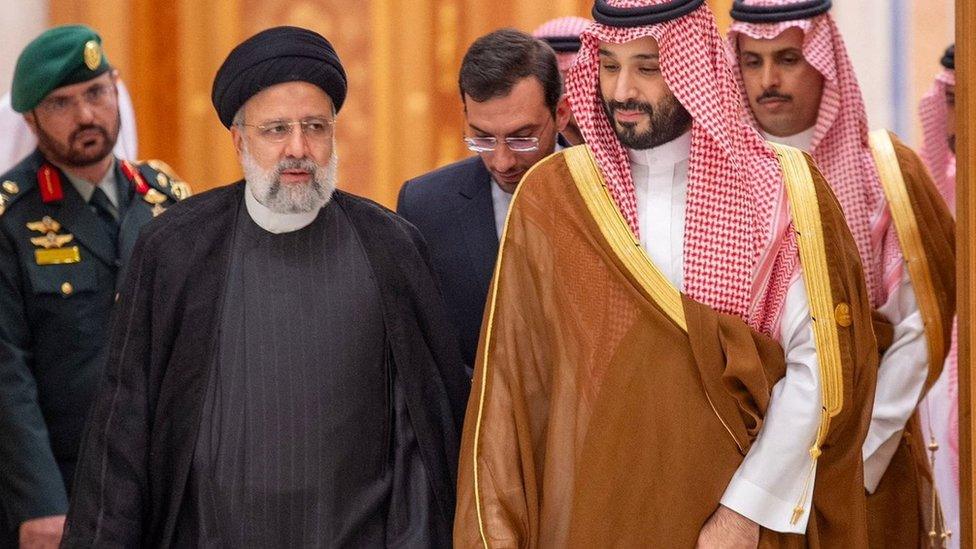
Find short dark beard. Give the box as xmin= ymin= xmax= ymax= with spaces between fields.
xmin=33 ymin=109 xmax=121 ymax=167
xmin=601 ymin=93 xmax=692 ymax=150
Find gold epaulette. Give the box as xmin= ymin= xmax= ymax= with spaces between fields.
xmin=140 ymin=159 xmax=193 ymax=201
xmin=0 ymin=179 xmax=23 ymax=216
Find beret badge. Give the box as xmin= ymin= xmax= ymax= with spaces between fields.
xmin=84 ymin=40 xmax=101 ymax=71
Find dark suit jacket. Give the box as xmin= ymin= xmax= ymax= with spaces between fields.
xmin=397 ymin=157 xmax=498 ymax=369
xmin=0 ymin=149 xmax=180 ymax=536
xmin=61 ymin=184 xmax=468 ymax=548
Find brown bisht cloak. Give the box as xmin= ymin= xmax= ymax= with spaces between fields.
xmin=865 ymin=131 xmax=956 ymax=548
xmin=454 ymin=145 xmax=878 ymax=548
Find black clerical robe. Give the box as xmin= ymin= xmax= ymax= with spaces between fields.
xmin=60 ymin=182 xmax=469 ymax=548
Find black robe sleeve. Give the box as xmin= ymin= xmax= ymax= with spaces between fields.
xmin=337 ymin=194 xmax=470 ymax=535
xmin=385 ymin=357 xmax=450 ymax=546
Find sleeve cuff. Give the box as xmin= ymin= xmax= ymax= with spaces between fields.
xmin=2 ymin=470 xmax=69 ymax=529
xmin=862 ymin=429 xmax=903 ymax=493
xmin=6 ymin=498 xmax=69 ymax=530
xmin=720 ymin=474 xmax=812 ymax=534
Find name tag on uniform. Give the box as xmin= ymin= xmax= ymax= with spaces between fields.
xmin=35 ymin=246 xmax=81 ymax=265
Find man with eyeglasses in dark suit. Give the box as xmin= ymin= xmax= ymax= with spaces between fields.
xmin=398 ymin=28 xmax=571 ymax=372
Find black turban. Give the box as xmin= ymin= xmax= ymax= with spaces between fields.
xmin=211 ymin=26 xmax=347 ymax=128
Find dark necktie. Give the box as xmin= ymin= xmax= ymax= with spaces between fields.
xmin=89 ymin=186 xmax=119 ymax=245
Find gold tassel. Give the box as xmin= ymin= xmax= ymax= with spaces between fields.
xmin=923 ymin=399 xmax=949 ymax=548
xmin=790 ymin=409 xmax=828 ymax=526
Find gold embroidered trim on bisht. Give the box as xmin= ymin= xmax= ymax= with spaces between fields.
xmin=563 ymin=145 xmax=687 ymax=331
xmin=567 ymin=145 xmax=747 ymax=452
xmin=770 ymin=143 xmax=845 ymax=524
xmin=564 ymin=146 xmax=745 ymax=453
xmin=868 ymin=129 xmax=945 ymax=385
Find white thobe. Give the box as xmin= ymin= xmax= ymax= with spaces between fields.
xmin=629 ymin=131 xmax=820 ymax=533
xmin=764 ymin=128 xmax=930 ymax=492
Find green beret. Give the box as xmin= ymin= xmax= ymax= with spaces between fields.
xmin=11 ymin=25 xmax=111 ymax=113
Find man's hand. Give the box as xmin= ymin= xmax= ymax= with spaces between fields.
xmin=19 ymin=515 xmax=66 ymax=549
xmin=696 ymin=505 xmax=760 ymax=549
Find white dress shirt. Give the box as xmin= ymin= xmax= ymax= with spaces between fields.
xmin=764 ymin=127 xmax=930 ymax=492
xmin=244 ymin=182 xmax=323 ymax=234
xmin=490 ymin=181 xmax=513 ymax=240
xmin=862 ymin=267 xmax=928 ymax=491
xmin=490 ymin=143 xmax=566 ymax=240
xmin=65 ymin=160 xmax=121 ymax=218
xmin=630 ymin=132 xmax=820 ymax=533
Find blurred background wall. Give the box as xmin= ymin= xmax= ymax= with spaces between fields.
xmin=2 ymin=0 xmax=955 ymax=207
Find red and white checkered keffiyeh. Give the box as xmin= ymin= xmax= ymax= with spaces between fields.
xmin=919 ymin=68 xmax=956 ymax=212
xmin=533 ymin=17 xmax=592 ymax=73
xmin=532 ymin=16 xmax=592 ymax=42
xmin=568 ymin=0 xmax=799 ymax=335
xmin=728 ymin=2 xmax=903 ymax=308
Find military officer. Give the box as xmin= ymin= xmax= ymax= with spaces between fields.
xmin=0 ymin=25 xmax=189 ymax=548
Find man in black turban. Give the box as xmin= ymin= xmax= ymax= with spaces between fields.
xmin=61 ymin=26 xmax=468 ymax=548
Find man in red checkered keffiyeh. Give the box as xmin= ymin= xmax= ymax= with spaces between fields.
xmin=532 ymin=16 xmax=592 ymax=76
xmin=455 ymin=1 xmax=885 ymax=547
xmin=569 ymin=0 xmax=799 ymax=332
xmin=917 ymin=43 xmax=959 ymax=549
xmin=728 ymin=0 xmax=900 ymax=306
xmin=532 ymin=16 xmax=592 ymax=145
xmin=730 ymin=2 xmax=957 ymax=545
xmin=919 ymin=45 xmax=956 ymax=211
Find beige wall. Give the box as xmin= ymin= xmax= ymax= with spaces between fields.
xmin=908 ymin=1 xmax=955 ymax=145
xmin=10 ymin=0 xmax=950 ymax=205
xmin=40 ymin=0 xmax=733 ymax=207
xmin=833 ymin=0 xmax=954 ymax=145
xmin=47 ymin=0 xmax=601 ymax=206
xmin=0 ymin=1 xmax=48 ymax=94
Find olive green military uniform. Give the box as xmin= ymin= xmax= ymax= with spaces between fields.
xmin=0 ymin=151 xmax=189 ymax=542
xmin=0 ymin=24 xmax=190 ymax=544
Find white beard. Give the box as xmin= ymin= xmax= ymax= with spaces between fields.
xmin=241 ymin=145 xmax=337 ymax=214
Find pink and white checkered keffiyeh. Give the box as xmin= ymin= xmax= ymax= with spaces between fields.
xmin=918 ymin=64 xmax=959 ymax=539
xmin=533 ymin=16 xmax=593 ymax=73
xmin=728 ymin=1 xmax=903 ymax=308
xmin=919 ymin=68 xmax=956 ymax=212
xmin=532 ymin=16 xmax=592 ymax=42
xmin=569 ymin=0 xmax=799 ymax=335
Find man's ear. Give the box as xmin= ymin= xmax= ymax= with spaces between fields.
xmin=231 ymin=125 xmax=244 ymax=157
xmin=23 ymin=111 xmax=38 ymax=137
xmin=555 ymin=95 xmax=572 ymax=133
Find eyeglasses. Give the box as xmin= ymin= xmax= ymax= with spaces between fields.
xmin=38 ymin=83 xmax=116 ymax=115
xmin=463 ymin=116 xmax=553 ymax=153
xmin=463 ymin=136 xmax=540 ymax=153
xmin=239 ymin=117 xmax=337 ymax=143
